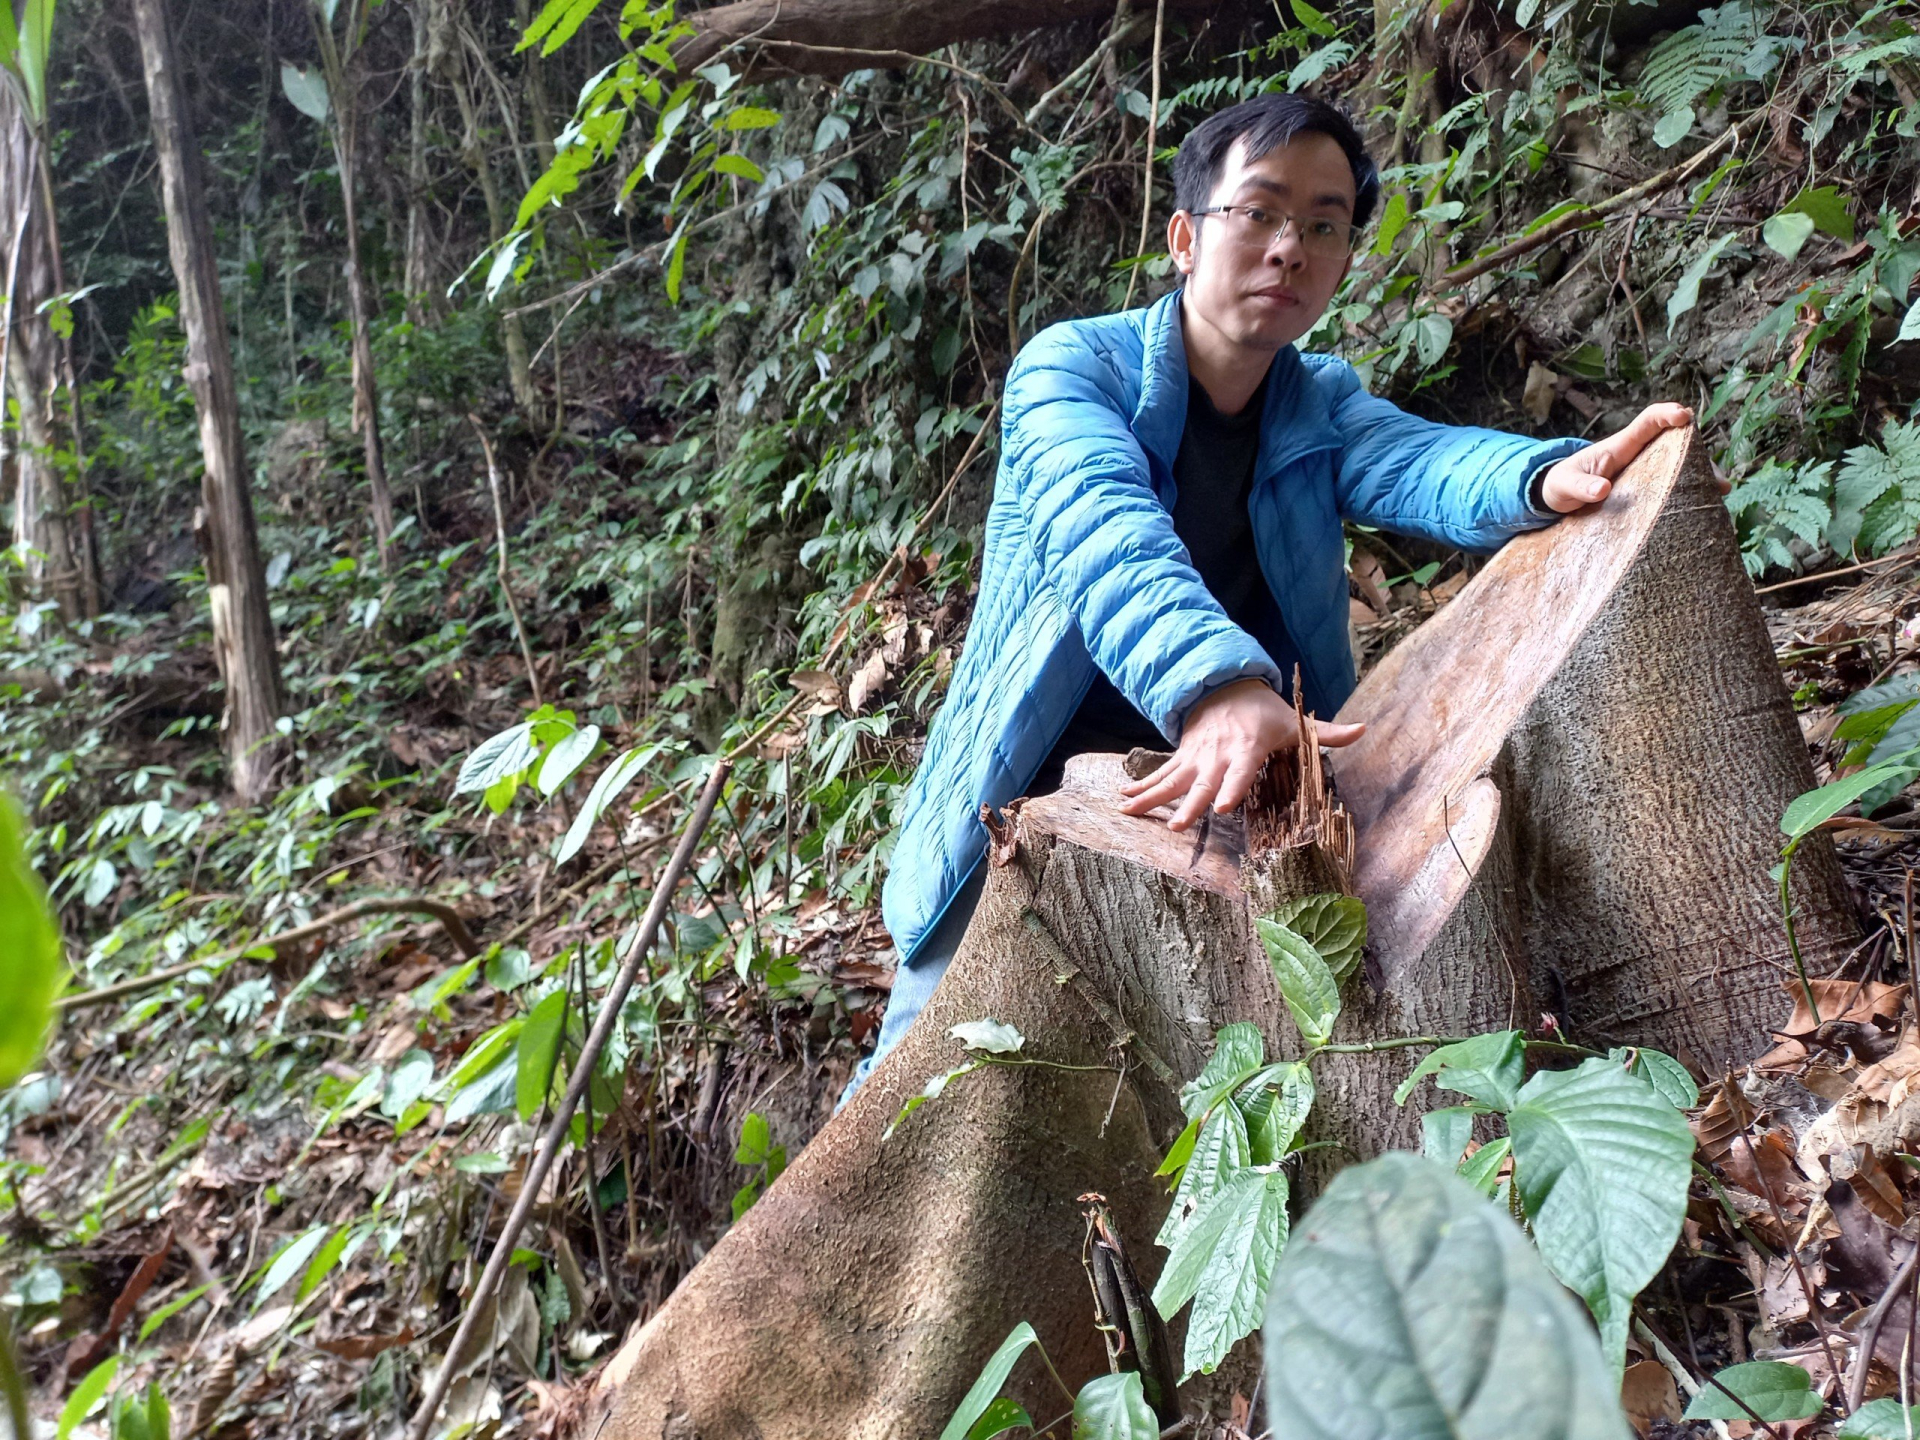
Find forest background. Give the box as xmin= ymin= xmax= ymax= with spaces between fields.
xmin=0 ymin=0 xmax=1917 ymax=1433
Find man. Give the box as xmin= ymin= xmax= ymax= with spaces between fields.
xmin=849 ymin=93 xmax=1690 ymax=1093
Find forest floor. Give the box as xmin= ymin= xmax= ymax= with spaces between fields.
xmin=11 ymin=535 xmax=1920 ymax=1440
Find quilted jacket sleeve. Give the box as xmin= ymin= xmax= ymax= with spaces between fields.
xmin=1004 ymin=330 xmax=1283 ymax=740
xmin=1321 ymin=359 xmax=1588 ymax=553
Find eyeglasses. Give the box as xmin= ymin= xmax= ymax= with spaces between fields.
xmin=1190 ymin=204 xmax=1358 ymax=258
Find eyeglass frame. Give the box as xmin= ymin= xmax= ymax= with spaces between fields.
xmin=1187 ymin=203 xmax=1359 ymax=258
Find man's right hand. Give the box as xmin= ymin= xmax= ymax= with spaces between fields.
xmin=1117 ymin=678 xmax=1366 ymax=832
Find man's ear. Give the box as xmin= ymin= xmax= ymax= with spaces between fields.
xmin=1168 ymin=211 xmax=1197 ymax=276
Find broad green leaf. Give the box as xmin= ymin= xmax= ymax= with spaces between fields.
xmin=1072 ymin=1371 xmax=1157 ymax=1439
xmin=1782 ymin=763 xmax=1918 ymax=838
xmin=712 ymin=153 xmax=764 ymax=183
xmin=1421 ymin=1105 xmax=1476 ymax=1165
xmin=1652 ymin=106 xmax=1694 ymax=147
xmin=1682 ymin=1360 xmax=1821 ymax=1421
xmin=1666 ymin=232 xmax=1738 ymax=334
xmin=252 ymin=1226 xmax=330 ymax=1305
xmin=1255 ymin=918 xmax=1340 ymax=1047
xmin=719 ymin=105 xmax=781 ymax=130
xmin=1899 ymin=296 xmax=1920 ymax=343
xmin=380 ymin=1050 xmax=435 ymax=1119
xmin=297 ymin=1224 xmax=353 ymax=1300
xmin=1178 ymin=1022 xmax=1266 ymax=1118
xmin=0 ymin=794 xmax=61 ymax=1086
xmin=1239 ymin=1062 xmax=1314 ymax=1164
xmin=521 ymin=0 xmax=599 ymax=54
xmin=1155 ymin=1114 xmax=1200 ymax=1180
xmin=515 ymin=990 xmax=570 ymax=1120
xmin=664 ymin=223 xmax=690 ymax=304
xmin=734 ymin=1111 xmax=775 ymax=1165
xmin=1371 ymin=192 xmax=1410 ymax=256
xmin=1157 ymin=1099 xmax=1251 ymax=1247
xmin=1264 ymin=1153 xmax=1629 ymax=1439
xmin=444 ymin=1019 xmax=524 ymax=1092
xmin=13 ymin=0 xmax=52 ymax=125
xmin=1508 ymin=1058 xmax=1694 ymax=1370
xmin=1153 ymin=1167 xmax=1290 ymax=1378
xmin=1263 ymin=893 xmax=1366 ymax=981
xmin=1456 ymin=1136 xmax=1510 ymax=1196
xmin=1607 ymin=1046 xmax=1699 ymax=1108
xmin=1782 ymin=184 xmax=1853 ymax=242
xmin=554 ymin=745 xmax=659 ymax=864
xmin=279 ymin=62 xmax=331 ymax=124
xmin=1290 ymin=0 xmax=1338 ymax=36
xmin=1392 ymin=1030 xmax=1524 ymax=1110
xmin=536 ymin=724 xmax=600 ymax=796
xmin=1840 ymin=1398 xmax=1920 ymax=1437
xmin=58 ymin=1356 xmax=120 ymax=1440
xmin=939 ymin=1322 xmax=1041 ymax=1440
xmin=456 ymin=722 xmax=536 ymax=795
xmin=949 ymin=1019 xmax=1024 ymax=1054
xmin=963 ymin=1396 xmax=1032 ymax=1440
xmin=1762 ymin=211 xmax=1816 ymax=261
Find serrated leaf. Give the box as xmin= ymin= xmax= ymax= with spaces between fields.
xmin=1264 ymin=894 xmax=1366 ymax=981
xmin=1782 ymin=184 xmax=1853 ymax=242
xmin=1682 ymin=1360 xmax=1822 ymax=1421
xmin=1255 ymin=918 xmax=1340 ymax=1047
xmin=1153 ymin=1167 xmax=1290 ymax=1378
xmin=1263 ymin=1153 xmax=1629 ymax=1439
xmin=279 ymin=63 xmax=330 ymax=123
xmin=536 ymin=724 xmax=600 ymax=796
xmin=1508 ymin=1058 xmax=1695 ymax=1370
xmin=1179 ymin=1022 xmax=1266 ymax=1118
xmin=1157 ymin=1099 xmax=1251 ymax=1246
xmin=1393 ymin=1030 xmax=1524 ymax=1110
xmin=1071 ymin=1371 xmax=1158 ymax=1439
xmin=515 ymin=990 xmax=570 ymax=1120
xmin=1239 ymin=1062 xmax=1314 ymax=1164
xmin=456 ymin=722 xmax=537 ymax=795
xmin=949 ymin=1018 xmax=1024 ymax=1054
xmin=939 ymin=1322 xmax=1041 ymax=1440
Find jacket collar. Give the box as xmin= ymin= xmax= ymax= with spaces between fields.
xmin=1132 ymin=288 xmax=1343 ymax=484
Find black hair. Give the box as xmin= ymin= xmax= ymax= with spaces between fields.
xmin=1170 ymin=94 xmax=1380 ymax=229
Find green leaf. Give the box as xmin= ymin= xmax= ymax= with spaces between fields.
xmin=279 ymin=62 xmax=331 ymax=124
xmin=553 ymin=745 xmax=660 ymax=864
xmin=1421 ymin=1105 xmax=1476 ymax=1166
xmin=535 ymin=724 xmax=600 ymax=796
xmin=137 ymin=1282 xmax=212 ymax=1342
xmin=939 ymin=1322 xmax=1041 ymax=1440
xmin=1839 ymin=1398 xmax=1920 ymax=1437
xmin=1263 ymin=1153 xmax=1629 ymax=1439
xmin=884 ymin=1060 xmax=981 ymax=1140
xmin=1782 ymin=762 xmax=1920 ymax=838
xmin=1508 ymin=1058 xmax=1695 ymax=1370
xmin=1239 ymin=1062 xmax=1314 ymax=1164
xmin=1762 ymin=210 xmax=1817 ymax=261
xmin=1263 ymin=894 xmax=1366 ymax=981
xmin=1072 ymin=1371 xmax=1158 ymax=1439
xmin=456 ymin=722 xmax=537 ymax=795
xmin=515 ymin=990 xmax=570 ymax=1120
xmin=1289 ymin=0 xmax=1338 ymax=36
xmin=1682 ymin=1361 xmax=1822 ymax=1421
xmin=712 ymin=153 xmax=764 ymax=183
xmin=252 ymin=1226 xmax=330 ymax=1306
xmin=664 ymin=222 xmax=690 ymax=305
xmin=520 ymin=0 xmax=600 ymax=54
xmin=1666 ymin=232 xmax=1738 ymax=335
xmin=1898 ymin=296 xmax=1920 ymax=343
xmin=380 ymin=1050 xmax=435 ymax=1119
xmin=1153 ymin=1167 xmax=1290 ymax=1378
xmin=949 ymin=1019 xmax=1024 ymax=1054
xmin=1255 ymin=918 xmax=1340 ymax=1047
xmin=963 ymin=1396 xmax=1033 ymax=1440
xmin=1652 ymin=106 xmax=1694 ymax=147
xmin=1782 ymin=184 xmax=1853 ymax=242
xmin=1178 ymin=1022 xmax=1266 ymax=1118
xmin=1371 ymin=192 xmax=1410 ymax=256
xmin=734 ymin=1111 xmax=777 ymax=1166
xmin=0 ymin=794 xmax=61 ymax=1086
xmin=1157 ymin=1099 xmax=1251 ymax=1247
xmin=720 ymin=105 xmax=781 ymax=131
xmin=59 ymin=1356 xmax=120 ymax=1440
xmin=1155 ymin=1114 xmax=1200 ymax=1179
xmin=1607 ymin=1046 xmax=1699 ymax=1108
xmin=297 ymin=1224 xmax=352 ymax=1301
xmin=1392 ymin=1030 xmax=1524 ymax=1110
xmin=1456 ymin=1136 xmax=1510 ymax=1196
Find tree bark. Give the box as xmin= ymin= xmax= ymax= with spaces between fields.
xmin=133 ymin=0 xmax=287 ymax=805
xmin=672 ymin=0 xmax=1223 ymax=79
xmin=594 ymin=426 xmax=1859 ymax=1436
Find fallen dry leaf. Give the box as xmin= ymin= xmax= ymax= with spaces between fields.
xmin=1620 ymin=1359 xmax=1681 ymax=1436
xmin=1757 ymin=979 xmax=1906 ymax=1069
xmin=315 ymin=1325 xmax=416 ymax=1359
xmin=844 ymin=649 xmax=890 ymax=715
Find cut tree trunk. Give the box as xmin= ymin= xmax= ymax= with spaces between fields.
xmin=673 ymin=0 xmax=1223 ymax=79
xmin=595 ymin=426 xmax=1858 ymax=1437
xmin=134 ymin=0 xmax=287 ymax=805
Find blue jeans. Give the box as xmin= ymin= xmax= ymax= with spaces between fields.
xmin=839 ymin=865 xmax=987 ymax=1107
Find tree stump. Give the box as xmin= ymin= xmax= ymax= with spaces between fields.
xmin=598 ymin=426 xmax=1859 ymax=1437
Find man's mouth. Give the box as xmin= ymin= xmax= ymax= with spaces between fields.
xmin=1249 ymin=288 xmax=1300 ymax=307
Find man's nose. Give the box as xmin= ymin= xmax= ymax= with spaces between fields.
xmin=1267 ymin=223 xmax=1309 ymax=268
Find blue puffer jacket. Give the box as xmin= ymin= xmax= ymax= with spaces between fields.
xmin=881 ymin=288 xmax=1586 ymax=964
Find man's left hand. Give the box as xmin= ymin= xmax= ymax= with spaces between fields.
xmin=1537 ymin=403 xmax=1710 ymax=513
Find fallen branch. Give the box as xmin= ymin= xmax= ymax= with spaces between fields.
xmin=1443 ymin=115 xmax=1760 ymax=287
xmin=56 ymin=896 xmax=481 ymax=1012
xmin=403 ymin=759 xmax=732 ymax=1440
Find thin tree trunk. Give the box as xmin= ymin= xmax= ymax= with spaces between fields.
xmin=33 ymin=148 xmax=100 ymax=619
xmin=0 ymin=96 xmax=82 ymax=628
xmin=133 ymin=0 xmax=287 ymax=804
xmin=403 ymin=0 xmax=441 ymax=323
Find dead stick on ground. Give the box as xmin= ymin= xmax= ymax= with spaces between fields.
xmin=470 ymin=414 xmax=543 ymax=708
xmin=1443 ymin=116 xmax=1758 ymax=287
xmin=1848 ymin=1244 xmax=1920 ymax=1413
xmin=56 ymin=896 xmax=481 ymax=1011
xmin=404 ymin=760 xmax=731 ymax=1440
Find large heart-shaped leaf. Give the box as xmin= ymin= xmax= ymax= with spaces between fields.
xmin=1508 ymin=1059 xmax=1694 ymax=1370
xmin=1071 ymin=1372 xmax=1157 ymax=1440
xmin=1263 ymin=893 xmax=1367 ymax=981
xmin=1256 ymin=918 xmax=1340 ymax=1047
xmin=1682 ymin=1361 xmax=1821 ymax=1422
xmin=1154 ymin=1167 xmax=1289 ymax=1379
xmin=1392 ymin=1030 xmax=1524 ymax=1110
xmin=1264 ymin=1152 xmax=1630 ymax=1439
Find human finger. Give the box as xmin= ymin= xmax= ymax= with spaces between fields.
xmin=1168 ymin=765 xmax=1223 ymax=831
xmin=1313 ymin=720 xmax=1367 ymax=747
xmin=1118 ymin=754 xmax=1180 ymax=798
xmin=1587 ymin=402 xmax=1694 ymax=477
xmin=1213 ymin=750 xmax=1264 ymax=814
xmin=1119 ymin=759 xmax=1198 ymax=815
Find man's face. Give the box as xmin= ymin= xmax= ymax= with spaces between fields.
xmin=1169 ymin=132 xmax=1357 ymax=353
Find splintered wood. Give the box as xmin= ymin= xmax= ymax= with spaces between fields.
xmin=1242 ymin=684 xmax=1355 ymax=889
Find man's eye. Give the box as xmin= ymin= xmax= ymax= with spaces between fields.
xmin=1308 ymin=220 xmax=1339 ymax=238
xmin=1241 ymin=207 xmax=1272 ymax=226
